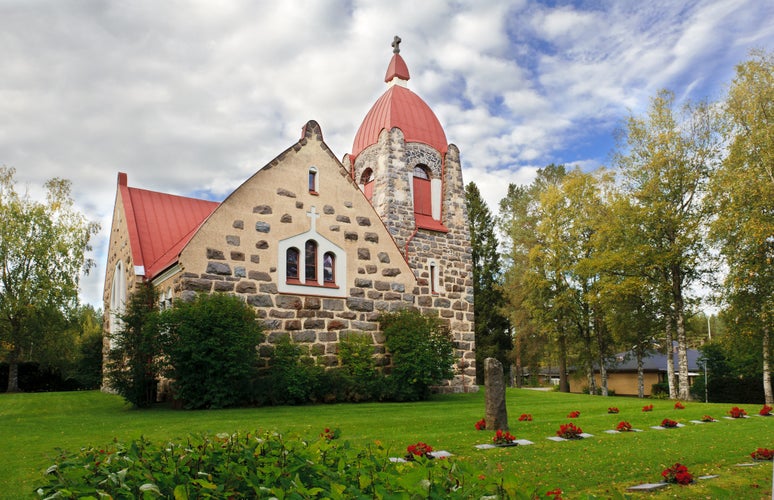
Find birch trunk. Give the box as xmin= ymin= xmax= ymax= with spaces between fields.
xmin=665 ymin=319 xmax=677 ymax=400
xmin=763 ymin=326 xmax=773 ymax=405
xmin=672 ymin=267 xmax=691 ymax=400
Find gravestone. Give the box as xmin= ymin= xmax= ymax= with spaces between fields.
xmin=485 ymin=357 xmax=508 ymax=430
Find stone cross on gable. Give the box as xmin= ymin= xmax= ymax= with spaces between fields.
xmin=392 ymin=35 xmax=401 ymax=54
xmin=307 ymin=206 xmax=319 ymax=233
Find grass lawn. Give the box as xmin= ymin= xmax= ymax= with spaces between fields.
xmin=1 ymin=388 xmax=772 ymax=499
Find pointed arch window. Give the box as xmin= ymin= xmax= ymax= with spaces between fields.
xmin=286 ymin=247 xmax=300 ymax=282
xmin=323 ymin=252 xmax=335 ymax=283
xmin=305 ymin=240 xmax=317 ymax=282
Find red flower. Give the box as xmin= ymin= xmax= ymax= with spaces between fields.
xmin=674 ymin=401 xmax=685 ymax=409
xmin=751 ymin=448 xmax=774 ymax=461
xmin=701 ymin=415 xmax=715 ymax=422
xmin=518 ymin=413 xmax=533 ymax=421
xmin=475 ymin=418 xmax=486 ymax=430
xmin=320 ymin=427 xmax=339 ymax=441
xmin=661 ymin=418 xmax=678 ymax=428
xmin=556 ymin=423 xmax=583 ymax=439
xmin=567 ymin=410 xmax=580 ymax=418
xmin=661 ymin=463 xmax=693 ymax=484
xmin=759 ymin=405 xmax=772 ymax=416
xmin=406 ymin=442 xmax=433 ymax=460
xmin=616 ymin=421 xmax=632 ymax=432
xmin=729 ymin=406 xmax=747 ymax=418
xmin=492 ymin=429 xmax=517 ymax=445
xmin=546 ymin=488 xmax=563 ymax=499
xmin=607 ymin=407 xmax=619 ymax=414
xmin=642 ymin=404 xmax=653 ymax=412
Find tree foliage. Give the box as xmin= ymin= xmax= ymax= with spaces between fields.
xmin=709 ymin=49 xmax=774 ymax=403
xmin=0 ymin=167 xmax=99 ymax=392
xmin=612 ymin=89 xmax=720 ymax=400
xmin=465 ymin=182 xmax=511 ymax=384
xmin=105 ymin=283 xmax=162 ymax=407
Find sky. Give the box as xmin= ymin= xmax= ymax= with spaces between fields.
xmin=1 ymin=0 xmax=772 ymax=309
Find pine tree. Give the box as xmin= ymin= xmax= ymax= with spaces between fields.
xmin=465 ymin=182 xmax=511 ymax=384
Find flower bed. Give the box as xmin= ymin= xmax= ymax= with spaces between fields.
xmin=556 ymin=423 xmax=583 ymax=439
xmin=750 ymin=448 xmax=774 ymax=461
xmin=729 ymin=406 xmax=747 ymax=418
xmin=660 ymin=418 xmax=678 ymax=428
xmin=493 ymin=429 xmax=517 ymax=446
xmin=661 ymin=463 xmax=693 ymax=484
xmin=616 ymin=421 xmax=633 ymax=432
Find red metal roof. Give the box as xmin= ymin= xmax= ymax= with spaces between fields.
xmin=351 ymin=84 xmax=448 ymax=160
xmin=384 ymin=53 xmax=410 ymax=83
xmin=118 ymin=174 xmax=219 ymax=279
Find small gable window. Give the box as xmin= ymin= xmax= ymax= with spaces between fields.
xmin=286 ymin=247 xmax=300 ymax=281
xmin=323 ymin=252 xmax=335 ymax=283
xmin=305 ymin=240 xmax=317 ymax=282
xmin=308 ymin=166 xmax=319 ymax=194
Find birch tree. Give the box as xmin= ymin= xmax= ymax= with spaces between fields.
xmin=709 ymin=50 xmax=773 ymax=404
xmin=0 ymin=167 xmax=99 ymax=392
xmin=613 ymin=90 xmax=720 ymax=400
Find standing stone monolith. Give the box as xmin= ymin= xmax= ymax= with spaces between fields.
xmin=484 ymin=357 xmax=508 ymax=430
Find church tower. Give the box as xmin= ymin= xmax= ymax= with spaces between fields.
xmin=343 ymin=37 xmax=476 ymax=390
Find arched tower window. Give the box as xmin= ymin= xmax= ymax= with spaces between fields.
xmin=413 ymin=164 xmax=432 ymax=216
xmin=360 ymin=168 xmax=374 ymax=201
xmin=305 ymin=240 xmax=317 ymax=282
xmin=286 ymin=247 xmax=300 ymax=281
xmin=413 ymin=165 xmax=430 ymax=179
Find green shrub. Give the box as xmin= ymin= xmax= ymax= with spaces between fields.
xmin=380 ymin=309 xmax=455 ymax=401
xmin=36 ymin=431 xmax=519 ymax=499
xmin=161 ymin=293 xmax=264 ymax=409
xmin=338 ymin=334 xmax=381 ymax=401
xmin=260 ymin=336 xmax=323 ymax=405
xmin=105 ymin=283 xmax=162 ymax=407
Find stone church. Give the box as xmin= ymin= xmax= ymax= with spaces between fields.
xmin=103 ymin=38 xmax=476 ymax=392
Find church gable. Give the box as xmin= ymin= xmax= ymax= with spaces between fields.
xmin=171 ymin=120 xmax=417 ymax=367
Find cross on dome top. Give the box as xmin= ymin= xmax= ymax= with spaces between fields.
xmin=392 ymin=35 xmax=401 ymax=54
